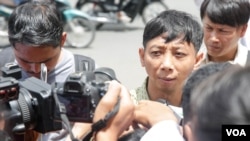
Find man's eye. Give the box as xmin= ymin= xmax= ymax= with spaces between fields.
xmin=151 ymin=51 xmax=161 ymax=56
xmin=205 ymin=27 xmax=212 ymax=31
xmin=219 ymin=30 xmax=230 ymax=34
xmin=175 ymin=52 xmax=186 ymax=58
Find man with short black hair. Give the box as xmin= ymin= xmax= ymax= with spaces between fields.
xmin=1 ymin=1 xmax=94 ymax=141
xmin=198 ymin=0 xmax=250 ymax=66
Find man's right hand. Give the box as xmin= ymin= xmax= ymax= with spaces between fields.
xmin=134 ymin=100 xmax=178 ymax=128
xmin=94 ymin=80 xmax=134 ymax=141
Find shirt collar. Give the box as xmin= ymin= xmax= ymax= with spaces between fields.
xmin=200 ymin=43 xmax=249 ymax=67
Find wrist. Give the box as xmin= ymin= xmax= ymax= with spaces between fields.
xmin=95 ymin=130 xmax=118 ymax=141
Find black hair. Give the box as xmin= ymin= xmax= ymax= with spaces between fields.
xmin=8 ymin=0 xmax=63 ymax=47
xmin=181 ymin=62 xmax=232 ymax=124
xmin=191 ymin=64 xmax=250 ymax=141
xmin=200 ymin=0 xmax=250 ymax=27
xmin=143 ymin=9 xmax=203 ymax=52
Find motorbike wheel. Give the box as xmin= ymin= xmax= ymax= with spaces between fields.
xmin=78 ymin=2 xmax=104 ymax=30
xmin=141 ymin=1 xmax=169 ymax=24
xmin=64 ymin=17 xmax=96 ymax=48
xmin=0 ymin=17 xmax=10 ymax=48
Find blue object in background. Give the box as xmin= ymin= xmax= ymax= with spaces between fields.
xmin=14 ymin=0 xmax=25 ymax=5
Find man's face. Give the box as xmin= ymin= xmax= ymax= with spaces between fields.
xmin=139 ymin=34 xmax=199 ymax=94
xmin=14 ymin=43 xmax=61 ymax=78
xmin=202 ymin=15 xmax=246 ymax=60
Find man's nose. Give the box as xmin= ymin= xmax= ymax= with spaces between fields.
xmin=161 ymin=55 xmax=174 ymax=71
xmin=29 ymin=63 xmax=41 ymax=73
xmin=210 ymin=31 xmax=219 ymax=42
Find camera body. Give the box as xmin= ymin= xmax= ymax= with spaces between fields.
xmin=0 ymin=76 xmax=62 ymax=135
xmin=55 ymin=71 xmax=109 ymax=122
xmin=0 ymin=63 xmax=116 ymax=138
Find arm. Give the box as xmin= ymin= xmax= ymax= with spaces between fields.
xmin=65 ymin=122 xmax=91 ymax=141
xmin=133 ymin=100 xmax=184 ymax=141
xmin=134 ymin=100 xmax=178 ymax=128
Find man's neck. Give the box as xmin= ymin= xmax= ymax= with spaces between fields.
xmin=147 ymin=84 xmax=182 ymax=107
xmin=208 ymin=47 xmax=238 ymax=62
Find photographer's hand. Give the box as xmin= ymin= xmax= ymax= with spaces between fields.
xmin=134 ymin=100 xmax=178 ymax=128
xmin=93 ymin=80 xmax=134 ymax=141
xmin=134 ymin=100 xmax=185 ymax=141
xmin=65 ymin=122 xmax=92 ymax=141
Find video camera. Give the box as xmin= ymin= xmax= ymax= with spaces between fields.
xmin=0 ymin=62 xmax=117 ymax=139
xmin=0 ymin=75 xmax=61 ymax=135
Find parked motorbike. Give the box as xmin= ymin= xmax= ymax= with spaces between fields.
xmin=0 ymin=0 xmax=96 ymax=48
xmin=56 ymin=0 xmax=96 ymax=48
xmin=0 ymin=5 xmax=11 ymax=48
xmin=76 ymin=0 xmax=168 ymax=29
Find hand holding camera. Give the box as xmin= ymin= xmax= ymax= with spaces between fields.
xmin=93 ymin=80 xmax=134 ymax=141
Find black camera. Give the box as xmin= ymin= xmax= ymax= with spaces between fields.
xmin=55 ymin=67 xmax=117 ymax=122
xmin=0 ymin=76 xmax=62 ymax=138
xmin=0 ymin=62 xmax=117 ymax=140
xmin=0 ymin=62 xmax=62 ymax=137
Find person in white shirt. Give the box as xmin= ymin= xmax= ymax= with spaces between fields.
xmin=197 ymin=0 xmax=250 ymax=67
xmin=194 ymin=0 xmax=250 ymax=50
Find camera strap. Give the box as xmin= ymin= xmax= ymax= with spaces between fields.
xmin=52 ymin=87 xmax=79 ymax=141
xmin=52 ymin=82 xmax=121 ymax=141
xmin=92 ymin=97 xmax=121 ymax=131
xmin=82 ymin=97 xmax=121 ymax=141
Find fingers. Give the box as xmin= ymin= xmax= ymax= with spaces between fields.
xmin=133 ymin=100 xmax=151 ymax=128
xmin=103 ymin=84 xmax=134 ymax=136
xmin=98 ymin=80 xmax=134 ymax=115
xmin=93 ymin=80 xmax=121 ymax=122
xmin=100 ymin=80 xmax=122 ymax=106
xmin=119 ymin=85 xmax=134 ymax=112
xmin=94 ymin=81 xmax=134 ymax=141
xmin=115 ymin=85 xmax=134 ymax=130
xmin=134 ymin=100 xmax=178 ymax=127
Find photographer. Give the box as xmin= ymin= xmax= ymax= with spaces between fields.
xmin=0 ymin=0 xmax=96 ymax=141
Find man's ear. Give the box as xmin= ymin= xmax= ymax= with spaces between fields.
xmin=240 ymin=24 xmax=248 ymax=37
xmin=193 ymin=52 xmax=204 ymax=71
xmin=60 ymin=32 xmax=67 ymax=47
xmin=139 ymin=47 xmax=145 ymax=67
